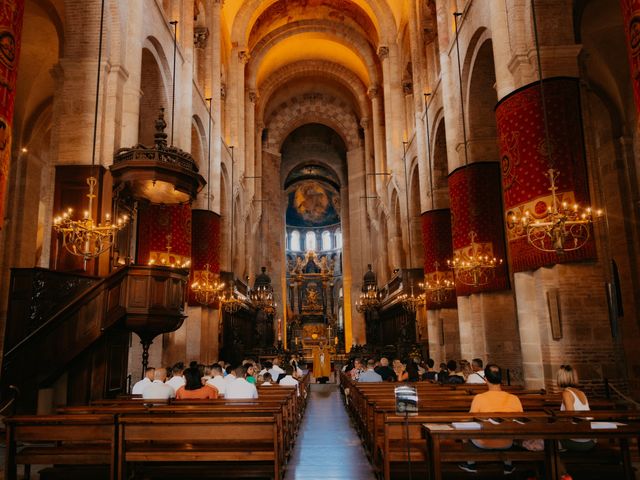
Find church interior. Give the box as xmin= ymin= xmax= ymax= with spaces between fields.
xmin=1 ymin=0 xmax=640 ymax=478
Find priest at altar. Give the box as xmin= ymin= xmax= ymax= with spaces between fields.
xmin=312 ymin=343 xmax=332 ymax=383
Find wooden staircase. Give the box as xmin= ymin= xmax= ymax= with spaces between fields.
xmin=2 ymin=265 xmax=188 ymax=412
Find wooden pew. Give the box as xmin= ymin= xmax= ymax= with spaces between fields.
xmin=117 ymin=413 xmax=281 ymax=480
xmin=423 ymin=416 xmax=640 ymax=480
xmin=4 ymin=414 xmax=116 ymax=480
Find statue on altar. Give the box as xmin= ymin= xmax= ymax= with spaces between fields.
xmin=312 ymin=342 xmax=332 ymax=383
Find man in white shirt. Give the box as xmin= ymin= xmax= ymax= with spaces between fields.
xmin=224 ymin=366 xmax=237 ymax=388
xmin=131 ymin=367 xmax=155 ymax=395
xmin=466 ymin=358 xmax=486 ymax=384
xmin=279 ymin=365 xmax=300 ymax=395
xmin=268 ymin=358 xmax=285 ymax=382
xmin=166 ymin=364 xmax=186 ymax=391
xmin=225 ymin=366 xmax=259 ymax=399
xmin=142 ymin=368 xmax=175 ymax=399
xmin=206 ymin=364 xmax=226 ymax=396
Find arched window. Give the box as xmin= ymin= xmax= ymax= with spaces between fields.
xmin=290 ymin=230 xmax=301 ymax=251
xmin=322 ymin=231 xmax=332 ymax=251
xmin=335 ymin=230 xmax=343 ymax=249
xmin=305 ymin=231 xmax=317 ymax=251
xmin=338 ymin=306 xmax=343 ymax=328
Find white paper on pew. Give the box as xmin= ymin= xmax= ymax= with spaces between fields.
xmin=590 ymin=422 xmax=619 ymax=429
xmin=423 ymin=423 xmax=454 ymax=431
xmin=452 ymin=422 xmax=482 ymax=430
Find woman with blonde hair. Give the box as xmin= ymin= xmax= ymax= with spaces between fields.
xmin=557 ymin=365 xmax=596 ymax=451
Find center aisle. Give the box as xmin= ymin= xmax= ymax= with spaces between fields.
xmin=284 ymin=384 xmax=377 ymax=480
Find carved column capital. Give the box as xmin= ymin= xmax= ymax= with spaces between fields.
xmin=220 ymin=83 xmax=226 ymax=100
xmin=248 ymin=89 xmax=258 ymax=103
xmin=360 ymin=117 xmax=370 ymax=129
xmin=367 ymin=85 xmax=380 ymax=99
xmin=377 ymin=45 xmax=389 ymax=59
xmin=238 ymin=50 xmax=250 ymax=64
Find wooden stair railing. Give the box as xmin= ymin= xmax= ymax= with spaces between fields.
xmin=2 ymin=265 xmax=188 ymax=412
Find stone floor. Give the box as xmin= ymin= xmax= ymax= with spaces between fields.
xmin=283 ymin=383 xmax=377 ymax=480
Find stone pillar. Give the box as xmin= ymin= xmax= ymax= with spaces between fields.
xmin=0 ymin=0 xmax=25 ymax=228
xmin=448 ymin=162 xmax=522 ymax=378
xmin=209 ymin=0 xmax=223 ymax=213
xmin=367 ymin=85 xmax=385 ymax=194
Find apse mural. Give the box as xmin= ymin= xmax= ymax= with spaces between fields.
xmin=286 ymin=180 xmax=340 ymax=227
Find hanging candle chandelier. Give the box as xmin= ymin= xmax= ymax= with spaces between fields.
xmin=191 ymin=263 xmax=225 ymax=306
xmin=420 ymin=261 xmax=455 ymax=305
xmin=510 ymin=169 xmax=603 ymax=254
xmin=355 ymin=284 xmax=381 ymax=313
xmin=355 ymin=264 xmax=381 ymax=313
xmin=250 ymin=267 xmax=277 ymax=314
xmin=399 ymin=284 xmax=422 ymax=313
xmin=221 ymin=281 xmax=243 ymax=314
xmin=447 ymin=231 xmax=503 ymax=287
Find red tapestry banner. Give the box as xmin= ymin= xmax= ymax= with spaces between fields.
xmin=621 ymin=0 xmax=640 ymax=120
xmin=448 ymin=162 xmax=510 ymax=296
xmin=0 ymin=0 xmax=25 ymax=230
xmin=421 ymin=209 xmax=457 ymax=310
xmin=136 ymin=203 xmax=192 ymax=266
xmin=495 ymin=78 xmax=596 ymax=272
xmin=188 ymin=209 xmax=221 ymax=305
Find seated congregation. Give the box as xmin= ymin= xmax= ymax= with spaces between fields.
xmin=4 ymin=355 xmax=309 ymax=480
xmin=341 ymin=355 xmax=639 ymax=480
xmin=6 ymin=350 xmax=639 ymax=480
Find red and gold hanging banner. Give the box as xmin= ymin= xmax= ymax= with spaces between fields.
xmin=621 ymin=0 xmax=640 ymax=120
xmin=421 ymin=209 xmax=457 ymax=310
xmin=496 ymin=78 xmax=596 ymax=272
xmin=188 ymin=209 xmax=221 ymax=305
xmin=0 ymin=0 xmax=25 ymax=230
xmin=136 ymin=203 xmax=192 ymax=266
xmin=448 ymin=162 xmax=509 ymax=296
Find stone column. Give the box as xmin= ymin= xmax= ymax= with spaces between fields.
xmin=367 ymin=85 xmax=385 ymax=195
xmin=210 ymin=0 xmax=222 ymax=213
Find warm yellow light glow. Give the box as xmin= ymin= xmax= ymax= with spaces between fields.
xmin=225 ymin=0 xmax=381 ymax=44
xmin=257 ymin=33 xmax=370 ymax=85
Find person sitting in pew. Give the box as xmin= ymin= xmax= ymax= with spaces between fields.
xmin=459 ymin=364 xmax=522 ymax=475
xmin=261 ymin=372 xmax=274 ymax=385
xmin=374 ymin=357 xmax=397 ymax=382
xmin=466 ymin=358 xmax=486 ymax=384
xmin=359 ymin=359 xmax=383 ymax=383
xmin=206 ymin=364 xmax=226 ymax=396
xmin=279 ymin=364 xmax=300 ymax=395
xmin=245 ymin=362 xmax=258 ymax=384
xmin=393 ymin=359 xmax=408 ymax=382
xmin=166 ymin=362 xmax=186 ymax=391
xmin=175 ymin=366 xmax=219 ymax=399
xmin=226 ymin=365 xmax=259 ymax=399
xmin=446 ymin=360 xmax=465 ymax=384
xmin=143 ymin=367 xmax=175 ymax=399
xmin=405 ymin=361 xmax=421 ymax=382
xmin=557 ymin=364 xmax=596 ymax=452
xmin=422 ymin=358 xmax=437 ymax=381
xmin=131 ymin=367 xmax=155 ymax=394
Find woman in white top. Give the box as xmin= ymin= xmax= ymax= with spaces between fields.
xmin=557 ymin=365 xmax=596 ymax=451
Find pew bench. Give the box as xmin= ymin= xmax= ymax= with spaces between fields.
xmin=423 ymin=416 xmax=640 ymax=480
xmin=117 ymin=413 xmax=282 ymax=480
xmin=4 ymin=414 xmax=116 ymax=480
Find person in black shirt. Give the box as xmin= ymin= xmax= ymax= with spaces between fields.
xmin=374 ymin=357 xmax=397 ymax=382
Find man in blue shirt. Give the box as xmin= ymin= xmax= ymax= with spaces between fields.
xmin=358 ymin=359 xmax=383 ymax=382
